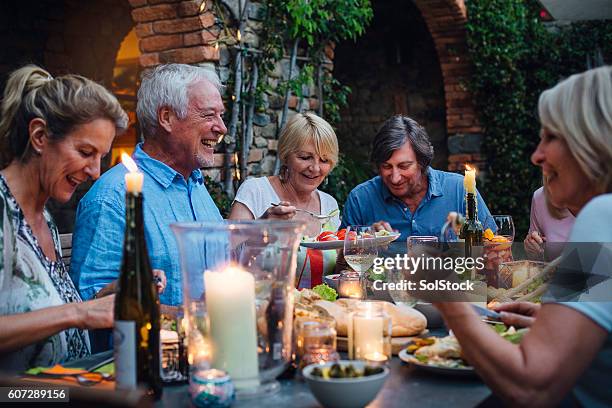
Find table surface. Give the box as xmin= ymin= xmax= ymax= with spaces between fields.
xmin=158 ymin=357 xmax=490 ymax=408
xmin=158 ymin=326 xmax=491 ymax=408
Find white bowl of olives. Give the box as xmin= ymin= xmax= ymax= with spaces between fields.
xmin=302 ymin=360 xmax=389 ymax=408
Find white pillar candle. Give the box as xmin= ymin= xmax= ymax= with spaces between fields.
xmin=353 ymin=312 xmax=383 ymax=359
xmin=204 ymin=265 xmax=259 ymax=390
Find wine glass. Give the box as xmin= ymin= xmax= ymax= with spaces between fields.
xmin=343 ymin=225 xmax=378 ymax=275
xmin=492 ymin=215 xmax=515 ymax=241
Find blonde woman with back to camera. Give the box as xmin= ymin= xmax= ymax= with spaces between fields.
xmin=434 ymin=66 xmax=612 ymax=407
xmin=0 ymin=65 xmax=128 ymax=371
xmin=229 ymin=113 xmax=340 ymax=288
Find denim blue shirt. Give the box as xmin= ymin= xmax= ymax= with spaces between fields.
xmin=71 ymin=144 xmax=222 ymax=306
xmin=340 ymin=168 xmax=496 ymax=240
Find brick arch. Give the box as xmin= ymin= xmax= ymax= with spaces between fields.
xmin=413 ymin=0 xmax=484 ymax=171
xmin=127 ymin=0 xmax=220 ymax=68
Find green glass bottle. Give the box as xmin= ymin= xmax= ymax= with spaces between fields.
xmin=460 ymin=192 xmax=483 ymax=258
xmin=114 ymin=186 xmax=162 ymax=399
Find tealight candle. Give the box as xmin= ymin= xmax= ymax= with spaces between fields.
xmin=364 ymin=352 xmax=388 ymax=366
xmin=337 ymin=271 xmax=364 ymax=299
xmin=121 ymin=152 xmax=143 ymax=194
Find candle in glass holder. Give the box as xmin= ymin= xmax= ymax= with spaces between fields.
xmin=337 ymin=271 xmax=363 ymax=299
xmin=364 ymin=352 xmax=388 ymax=367
xmin=348 ymin=302 xmax=391 ymax=361
xmin=204 ymin=265 xmax=259 ymax=390
xmin=189 ymin=368 xmax=235 ymax=408
xmin=295 ymin=317 xmax=338 ymax=369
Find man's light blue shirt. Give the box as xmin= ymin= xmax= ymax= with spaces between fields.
xmin=340 ymin=168 xmax=496 ymax=240
xmin=71 ymin=144 xmax=223 ymax=306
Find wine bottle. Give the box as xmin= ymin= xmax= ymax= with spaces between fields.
xmin=114 ymin=177 xmax=162 ymax=399
xmin=459 ymin=192 xmax=483 ymax=259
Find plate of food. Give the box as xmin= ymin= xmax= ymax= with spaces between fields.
xmin=300 ymin=230 xmax=401 ymax=250
xmin=399 ymin=325 xmax=528 ymax=376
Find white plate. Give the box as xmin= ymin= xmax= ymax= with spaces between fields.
xmin=300 ymin=233 xmax=401 ymax=250
xmin=398 ymin=348 xmax=476 ymax=377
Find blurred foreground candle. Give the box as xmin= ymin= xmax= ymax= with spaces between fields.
xmin=121 ymin=152 xmax=144 ymax=194
xmin=464 ymin=164 xmax=476 ymax=194
xmin=204 ymin=265 xmax=259 ymax=390
xmin=189 ymin=368 xmax=235 ymax=408
xmin=337 ymin=271 xmax=363 ymax=299
xmin=348 ymin=302 xmax=391 ymax=361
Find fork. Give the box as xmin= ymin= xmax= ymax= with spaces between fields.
xmin=270 ymin=202 xmax=333 ymax=220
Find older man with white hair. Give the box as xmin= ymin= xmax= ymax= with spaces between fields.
xmin=71 ymin=63 xmax=227 ymax=307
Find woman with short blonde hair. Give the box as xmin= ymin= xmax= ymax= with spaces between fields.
xmin=229 ymin=112 xmax=341 ymax=288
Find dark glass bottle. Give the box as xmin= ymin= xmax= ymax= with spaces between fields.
xmin=114 ymin=190 xmax=162 ymax=399
xmin=460 ymin=192 xmax=483 ymax=258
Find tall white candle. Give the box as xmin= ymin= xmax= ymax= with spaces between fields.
xmin=204 ymin=265 xmax=259 ymax=390
xmin=464 ymin=165 xmax=476 ymax=194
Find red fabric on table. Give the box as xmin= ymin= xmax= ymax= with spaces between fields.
xmin=307 ymin=248 xmax=324 ymax=287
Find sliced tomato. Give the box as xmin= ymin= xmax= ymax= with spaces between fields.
xmin=317 ymin=231 xmax=338 ymax=241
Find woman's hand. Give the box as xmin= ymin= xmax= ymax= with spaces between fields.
xmin=493 ymin=301 xmax=541 ymax=328
xmin=524 ymin=231 xmax=545 ymax=257
xmin=76 ymin=295 xmax=115 ymax=330
xmin=262 ymin=201 xmax=297 ymax=220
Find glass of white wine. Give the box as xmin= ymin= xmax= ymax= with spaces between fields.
xmin=343 ymin=225 xmax=378 ymax=276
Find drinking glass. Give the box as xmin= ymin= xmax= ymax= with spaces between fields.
xmin=492 ymin=215 xmax=515 ymax=241
xmin=407 ymin=235 xmax=439 ymax=257
xmin=343 ymin=225 xmax=378 ymax=275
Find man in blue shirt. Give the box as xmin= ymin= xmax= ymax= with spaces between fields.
xmin=341 ymin=115 xmax=495 ymax=240
xmin=71 ymin=64 xmax=226 ymax=306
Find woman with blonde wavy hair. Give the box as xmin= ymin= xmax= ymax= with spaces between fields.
xmin=0 ymin=65 xmax=128 ymax=371
xmin=436 ymin=66 xmax=612 ymax=407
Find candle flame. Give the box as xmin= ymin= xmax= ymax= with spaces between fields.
xmin=121 ymin=152 xmax=139 ymax=173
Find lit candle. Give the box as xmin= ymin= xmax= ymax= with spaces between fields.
xmin=349 ymin=303 xmax=384 ymax=360
xmin=338 ymin=272 xmax=363 ymax=299
xmin=364 ymin=351 xmax=388 ymax=366
xmin=121 ymin=152 xmax=144 ymax=194
xmin=204 ymin=265 xmax=259 ymax=390
xmin=464 ymin=164 xmax=476 ymax=194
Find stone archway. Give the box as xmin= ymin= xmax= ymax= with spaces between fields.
xmin=412 ymin=0 xmax=483 ymax=172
